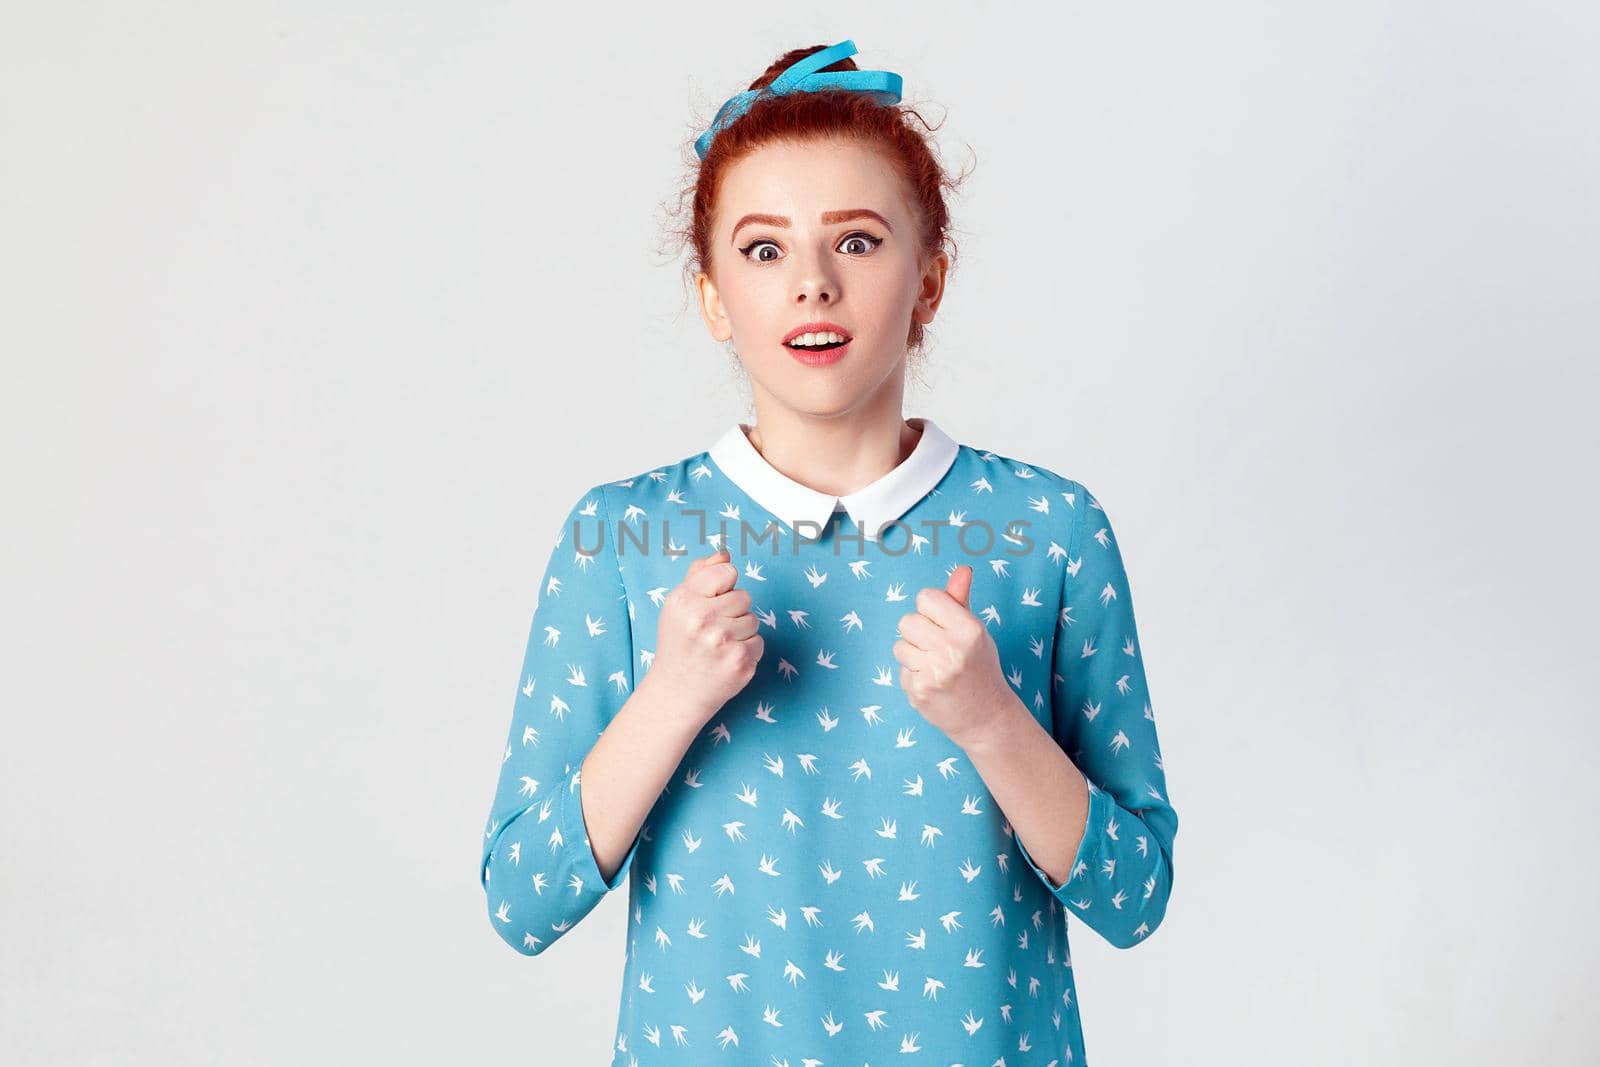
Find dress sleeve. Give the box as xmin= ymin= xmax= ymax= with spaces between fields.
xmin=478 ymin=482 xmax=642 ymax=956
xmin=1013 ymin=480 xmax=1179 ymax=948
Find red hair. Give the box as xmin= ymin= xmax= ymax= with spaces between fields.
xmin=669 ymin=43 xmax=972 ymax=358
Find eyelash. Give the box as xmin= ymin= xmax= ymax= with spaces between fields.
xmin=738 ymin=231 xmax=884 ymax=263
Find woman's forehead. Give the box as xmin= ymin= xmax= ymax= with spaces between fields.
xmin=716 ymin=142 xmax=909 ymax=223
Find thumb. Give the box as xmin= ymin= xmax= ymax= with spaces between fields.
xmin=945 ymin=564 xmax=973 ymax=610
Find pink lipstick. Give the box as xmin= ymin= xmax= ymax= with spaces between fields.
xmin=782 ymin=320 xmax=854 ymax=367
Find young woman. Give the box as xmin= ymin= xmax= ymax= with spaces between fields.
xmin=479 ymin=39 xmax=1179 ymax=1065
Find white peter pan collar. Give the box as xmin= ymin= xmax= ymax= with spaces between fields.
xmin=707 ymin=416 xmax=960 ymax=542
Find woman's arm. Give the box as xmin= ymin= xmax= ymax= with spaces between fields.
xmin=478 ymin=484 xmax=659 ymax=956
xmin=968 ymin=482 xmax=1179 ymax=950
xmin=960 ymin=691 xmax=1094 ymax=889
xmin=582 ymin=541 xmax=769 ymax=883
xmin=480 ymin=491 xmax=760 ymax=956
xmin=575 ymin=666 xmax=710 ymax=884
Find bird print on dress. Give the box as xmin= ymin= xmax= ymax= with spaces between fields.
xmin=479 ymin=426 xmax=1178 ymax=1066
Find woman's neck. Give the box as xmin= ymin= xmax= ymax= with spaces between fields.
xmin=744 ymin=405 xmax=922 ymax=498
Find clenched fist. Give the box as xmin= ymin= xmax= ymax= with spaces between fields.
xmin=645 ymin=546 xmax=765 ymax=728
xmin=892 ymin=564 xmax=1016 ymax=748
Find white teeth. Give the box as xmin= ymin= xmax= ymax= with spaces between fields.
xmin=789 ymin=331 xmax=847 ymax=347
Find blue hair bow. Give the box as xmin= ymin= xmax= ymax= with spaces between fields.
xmin=694 ymin=39 xmax=904 ymax=160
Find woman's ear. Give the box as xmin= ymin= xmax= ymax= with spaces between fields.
xmin=695 ymin=269 xmax=734 ymax=342
xmin=913 ymin=249 xmax=950 ymax=325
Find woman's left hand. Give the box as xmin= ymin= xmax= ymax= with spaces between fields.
xmin=893 ymin=565 xmax=1019 ymax=749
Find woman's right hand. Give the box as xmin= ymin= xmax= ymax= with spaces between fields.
xmin=644 ymin=546 xmax=764 ymax=726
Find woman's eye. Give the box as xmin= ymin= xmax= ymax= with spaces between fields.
xmin=738 ymin=232 xmax=883 ymax=263
xmin=839 ymin=232 xmax=883 ymax=255
xmin=741 ymin=240 xmax=782 ymax=262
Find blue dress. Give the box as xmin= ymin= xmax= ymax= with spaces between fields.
xmin=479 ymin=417 xmax=1179 ymax=1065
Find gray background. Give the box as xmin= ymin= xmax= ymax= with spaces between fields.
xmin=4 ymin=2 xmax=1596 ymax=1063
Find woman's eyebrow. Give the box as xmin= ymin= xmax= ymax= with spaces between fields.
xmin=731 ymin=209 xmax=893 ymax=241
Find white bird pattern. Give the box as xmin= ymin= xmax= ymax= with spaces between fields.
xmin=479 ymin=422 xmax=1178 ymax=1065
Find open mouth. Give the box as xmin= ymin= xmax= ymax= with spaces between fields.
xmin=782 ymin=324 xmax=854 ymax=353
xmin=785 ymin=338 xmax=850 ymax=353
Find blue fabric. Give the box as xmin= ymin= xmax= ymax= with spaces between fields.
xmin=694 ymin=39 xmax=904 ymax=160
xmin=479 ymin=439 xmax=1179 ymax=1065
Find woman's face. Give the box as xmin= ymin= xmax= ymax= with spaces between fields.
xmin=696 ymin=136 xmax=947 ymax=418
